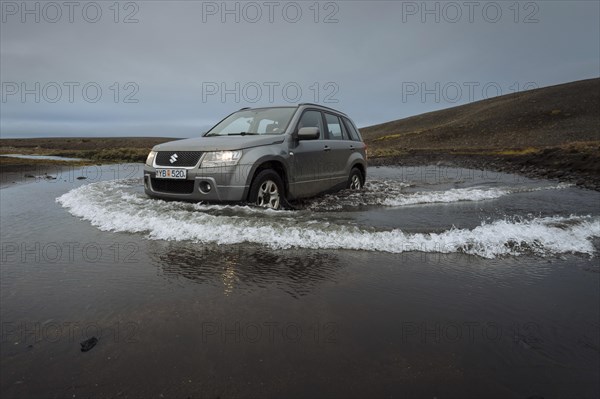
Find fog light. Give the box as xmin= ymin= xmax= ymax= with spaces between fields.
xmin=199 ymin=181 xmax=212 ymax=193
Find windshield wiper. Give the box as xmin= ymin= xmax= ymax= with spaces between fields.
xmin=227 ymin=132 xmax=259 ymax=136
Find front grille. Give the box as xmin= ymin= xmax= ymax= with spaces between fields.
xmin=150 ymin=178 xmax=195 ymax=194
xmin=155 ymin=151 xmax=203 ymax=167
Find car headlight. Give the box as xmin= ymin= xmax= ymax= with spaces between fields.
xmin=201 ymin=150 xmax=242 ymax=167
xmin=145 ymin=150 xmax=157 ymax=167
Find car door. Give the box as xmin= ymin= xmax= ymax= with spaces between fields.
xmin=323 ymin=112 xmax=352 ymax=188
xmin=290 ymin=110 xmax=330 ymax=197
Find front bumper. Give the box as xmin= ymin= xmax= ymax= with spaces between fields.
xmin=143 ymin=165 xmax=251 ymax=202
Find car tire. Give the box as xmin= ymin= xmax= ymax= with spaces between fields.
xmin=348 ymin=167 xmax=364 ymax=190
xmin=249 ymin=169 xmax=286 ymax=210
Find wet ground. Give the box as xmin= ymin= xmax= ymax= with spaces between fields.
xmin=1 ymin=164 xmax=599 ymax=398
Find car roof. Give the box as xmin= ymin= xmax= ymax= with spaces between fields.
xmin=237 ymin=104 xmax=348 ymax=117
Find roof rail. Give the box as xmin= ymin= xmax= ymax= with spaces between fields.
xmin=298 ymin=103 xmax=345 ymax=114
xmin=238 ymin=107 xmax=251 ymax=111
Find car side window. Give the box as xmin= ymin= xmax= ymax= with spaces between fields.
xmin=257 ymin=118 xmax=283 ymax=134
xmin=297 ymin=110 xmax=324 ymax=139
xmin=343 ymin=117 xmax=362 ymax=141
xmin=324 ymin=113 xmax=348 ymax=140
xmin=339 ymin=116 xmax=350 ymax=140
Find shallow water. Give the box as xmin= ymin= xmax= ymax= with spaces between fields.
xmin=0 ymin=154 xmax=83 ymax=161
xmin=1 ymin=164 xmax=599 ymax=398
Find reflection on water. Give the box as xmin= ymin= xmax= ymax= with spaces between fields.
xmin=154 ymin=243 xmax=341 ymax=298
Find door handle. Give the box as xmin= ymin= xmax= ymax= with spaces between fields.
xmin=349 ymin=145 xmax=355 ymax=151
xmin=323 ymin=146 xmax=331 ymax=152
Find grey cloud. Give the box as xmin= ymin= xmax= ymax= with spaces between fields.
xmin=1 ymin=1 xmax=598 ymax=137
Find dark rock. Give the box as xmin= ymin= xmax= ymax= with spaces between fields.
xmin=80 ymin=336 xmax=98 ymax=352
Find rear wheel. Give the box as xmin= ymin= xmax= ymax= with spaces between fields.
xmin=249 ymin=169 xmax=285 ymax=210
xmin=348 ymin=167 xmax=364 ymax=190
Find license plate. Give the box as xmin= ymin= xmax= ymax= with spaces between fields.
xmin=155 ymin=169 xmax=187 ymax=179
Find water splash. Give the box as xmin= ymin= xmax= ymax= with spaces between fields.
xmin=56 ymin=179 xmax=598 ymax=258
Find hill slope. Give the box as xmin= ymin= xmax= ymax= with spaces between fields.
xmin=360 ymin=78 xmax=599 ymax=190
xmin=361 ymin=78 xmax=599 ymax=153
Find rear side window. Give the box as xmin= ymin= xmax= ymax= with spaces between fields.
xmin=343 ymin=117 xmax=362 ymax=141
xmin=324 ymin=113 xmax=348 ymax=140
xmin=297 ymin=110 xmax=324 ymax=139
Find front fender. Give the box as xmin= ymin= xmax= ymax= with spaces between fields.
xmin=240 ymin=149 xmax=292 ymax=199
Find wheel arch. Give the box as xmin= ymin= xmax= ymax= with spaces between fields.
xmin=244 ymin=158 xmax=289 ymax=201
xmin=350 ymin=160 xmax=367 ymax=182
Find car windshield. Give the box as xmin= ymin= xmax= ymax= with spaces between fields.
xmin=205 ymin=108 xmax=296 ymax=136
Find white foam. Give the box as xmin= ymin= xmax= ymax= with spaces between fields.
xmin=56 ymin=179 xmax=599 ymax=258
xmin=305 ymin=181 xmax=572 ymax=210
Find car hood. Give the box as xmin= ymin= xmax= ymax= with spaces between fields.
xmin=153 ymin=135 xmax=286 ymax=152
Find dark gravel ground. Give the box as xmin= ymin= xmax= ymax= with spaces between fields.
xmin=1 ymin=137 xmax=599 ymax=192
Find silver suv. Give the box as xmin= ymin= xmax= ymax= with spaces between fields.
xmin=144 ymin=104 xmax=367 ymax=209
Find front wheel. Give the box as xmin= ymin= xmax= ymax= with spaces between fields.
xmin=249 ymin=170 xmax=286 ymax=210
xmin=348 ymin=167 xmax=364 ymax=190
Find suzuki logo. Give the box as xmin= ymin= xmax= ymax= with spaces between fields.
xmin=169 ymin=153 xmax=178 ymax=164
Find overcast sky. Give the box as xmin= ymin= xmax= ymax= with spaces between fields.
xmin=1 ymin=0 xmax=599 ymax=138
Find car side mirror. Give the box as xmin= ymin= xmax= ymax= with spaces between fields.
xmin=297 ymin=127 xmax=320 ymax=140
